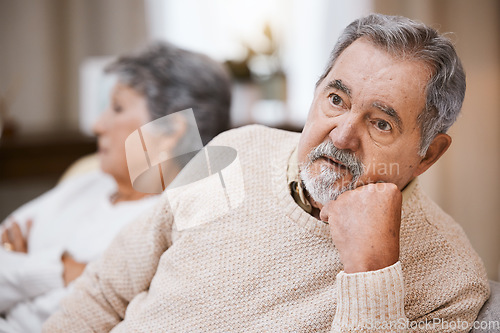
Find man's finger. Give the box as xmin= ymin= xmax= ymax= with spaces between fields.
xmin=319 ymin=205 xmax=331 ymax=223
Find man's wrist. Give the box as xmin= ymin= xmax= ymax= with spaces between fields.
xmin=343 ymin=255 xmax=399 ymax=274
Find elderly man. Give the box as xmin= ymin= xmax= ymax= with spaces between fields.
xmin=44 ymin=14 xmax=489 ymax=332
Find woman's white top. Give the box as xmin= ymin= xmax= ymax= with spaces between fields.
xmin=0 ymin=170 xmax=159 ymax=333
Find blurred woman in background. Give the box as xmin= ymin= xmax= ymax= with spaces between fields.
xmin=0 ymin=42 xmax=231 ymax=333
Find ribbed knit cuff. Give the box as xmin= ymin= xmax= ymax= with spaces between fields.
xmin=332 ymin=262 xmax=406 ymax=331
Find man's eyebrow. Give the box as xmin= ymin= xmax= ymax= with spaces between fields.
xmin=324 ymin=79 xmax=351 ymax=98
xmin=372 ymin=102 xmax=403 ymax=132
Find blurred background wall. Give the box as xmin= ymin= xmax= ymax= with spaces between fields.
xmin=0 ymin=0 xmax=499 ymax=279
xmin=0 ymin=0 xmax=147 ymax=135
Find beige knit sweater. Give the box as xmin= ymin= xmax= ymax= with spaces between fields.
xmin=44 ymin=125 xmax=489 ymax=332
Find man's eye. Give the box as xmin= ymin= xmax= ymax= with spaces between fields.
xmin=113 ymin=105 xmax=123 ymax=113
xmin=329 ymin=93 xmax=343 ymax=106
xmin=375 ymin=120 xmax=392 ymax=131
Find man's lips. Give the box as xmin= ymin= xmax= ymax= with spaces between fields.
xmin=322 ymin=155 xmax=347 ymax=169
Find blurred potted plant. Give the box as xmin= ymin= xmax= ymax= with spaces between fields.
xmin=224 ymin=22 xmax=287 ymax=126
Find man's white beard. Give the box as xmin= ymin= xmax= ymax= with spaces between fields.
xmin=300 ymin=163 xmax=355 ymax=205
xmin=299 ymin=141 xmax=363 ymax=205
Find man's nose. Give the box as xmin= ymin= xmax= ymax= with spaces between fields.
xmin=328 ymin=113 xmax=361 ymax=152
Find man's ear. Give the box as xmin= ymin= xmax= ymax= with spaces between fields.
xmin=413 ymin=133 xmax=452 ymax=177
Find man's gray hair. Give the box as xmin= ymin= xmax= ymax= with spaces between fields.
xmin=317 ymin=14 xmax=465 ymax=155
xmin=105 ymin=42 xmax=231 ymax=146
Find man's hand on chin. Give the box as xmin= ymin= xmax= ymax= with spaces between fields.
xmin=319 ymin=183 xmax=402 ymax=274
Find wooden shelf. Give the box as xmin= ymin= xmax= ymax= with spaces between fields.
xmin=0 ymin=134 xmax=97 ymax=180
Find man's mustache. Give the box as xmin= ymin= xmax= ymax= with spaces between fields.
xmin=308 ymin=141 xmax=364 ymax=177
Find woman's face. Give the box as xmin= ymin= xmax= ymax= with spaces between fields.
xmin=93 ymin=82 xmax=151 ymax=181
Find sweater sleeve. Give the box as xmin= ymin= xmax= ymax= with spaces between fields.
xmin=42 ymin=197 xmax=174 ymax=332
xmin=331 ymin=261 xmax=409 ymax=332
xmin=404 ymin=271 xmax=490 ymax=333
